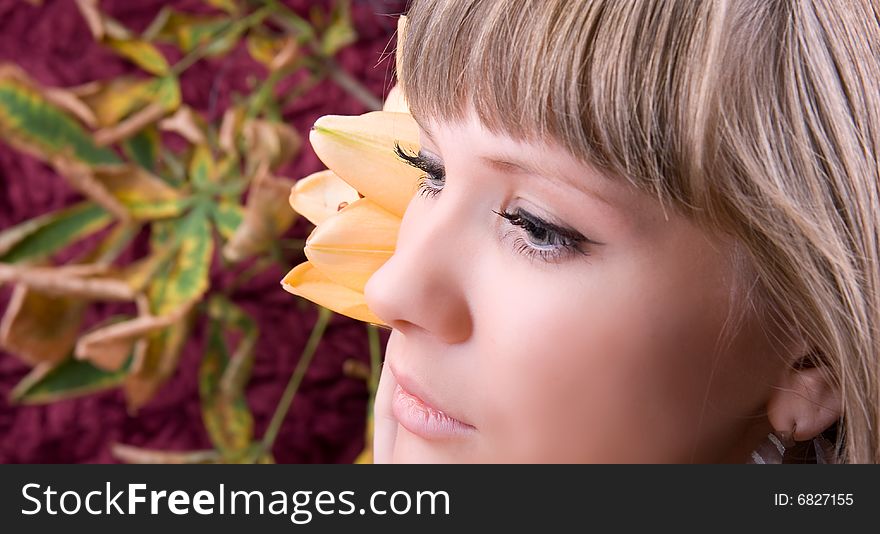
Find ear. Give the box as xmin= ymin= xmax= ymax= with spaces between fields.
xmin=766 ymin=359 xmax=842 ymax=442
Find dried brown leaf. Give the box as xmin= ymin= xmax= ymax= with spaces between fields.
xmin=158 ymin=106 xmax=206 ymax=145
xmin=43 ymin=87 xmax=97 ymax=128
xmin=0 ymin=263 xmax=134 ymax=301
xmin=52 ymin=156 xmax=130 ymax=221
xmin=223 ymin=163 xmax=297 ymax=262
xmin=75 ymin=306 xmax=187 ymax=371
xmin=0 ymin=285 xmax=87 ymax=366
xmin=94 ymin=101 xmax=167 ymax=146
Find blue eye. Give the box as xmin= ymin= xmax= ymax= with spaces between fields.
xmin=493 ymin=208 xmax=592 ymax=263
xmin=394 ymin=142 xmax=598 ymax=264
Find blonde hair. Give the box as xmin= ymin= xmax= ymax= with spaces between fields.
xmin=399 ymin=0 xmax=880 ymax=463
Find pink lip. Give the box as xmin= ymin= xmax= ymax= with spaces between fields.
xmin=389 ymin=366 xmax=476 ymax=440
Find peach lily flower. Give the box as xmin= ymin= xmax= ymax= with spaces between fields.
xmin=281 ymin=82 xmax=419 ymax=325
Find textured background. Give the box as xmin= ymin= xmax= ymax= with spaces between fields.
xmin=0 ymin=0 xmax=400 ymax=463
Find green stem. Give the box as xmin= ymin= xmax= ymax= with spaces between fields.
xmin=260 ymin=306 xmax=332 ymax=453
xmin=279 ymin=71 xmax=326 ymax=109
xmin=170 ymin=5 xmax=276 ymax=77
xmin=264 ymin=0 xmax=382 ymax=111
xmin=322 ymin=57 xmax=382 ymax=111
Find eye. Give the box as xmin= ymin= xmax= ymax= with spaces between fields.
xmin=395 ymin=142 xmax=599 ymax=264
xmin=493 ymin=208 xmax=596 ymax=264
xmin=395 ymin=143 xmax=445 ymax=198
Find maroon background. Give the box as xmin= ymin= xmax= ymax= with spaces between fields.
xmin=0 ymin=0 xmax=401 ymax=463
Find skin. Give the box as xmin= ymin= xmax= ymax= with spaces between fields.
xmin=363 ymin=108 xmax=805 ymax=463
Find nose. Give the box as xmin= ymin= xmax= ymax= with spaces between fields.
xmin=364 ymin=195 xmax=473 ymax=344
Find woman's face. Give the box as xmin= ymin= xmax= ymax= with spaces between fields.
xmin=364 ymin=110 xmax=788 ymax=463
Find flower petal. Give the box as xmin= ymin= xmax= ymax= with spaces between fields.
xmin=281 ymin=261 xmax=385 ymax=325
xmin=310 ymin=111 xmax=421 ymax=217
xmin=289 ymin=170 xmax=360 ymax=226
xmin=303 ymin=197 xmax=398 ymax=293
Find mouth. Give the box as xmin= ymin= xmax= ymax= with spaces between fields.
xmin=389 ymin=365 xmax=476 ymax=441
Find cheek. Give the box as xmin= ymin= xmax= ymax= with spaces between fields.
xmin=474 ymin=249 xmax=769 ymax=462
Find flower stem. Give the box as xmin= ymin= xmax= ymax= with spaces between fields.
xmin=170 ymin=5 xmax=275 ymax=77
xmin=260 ymin=306 xmax=331 ymax=454
xmin=322 ymin=57 xmax=382 ymax=111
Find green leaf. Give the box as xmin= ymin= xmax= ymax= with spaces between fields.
xmin=10 ymin=354 xmax=132 ymax=405
xmin=169 ymin=17 xmax=230 ymax=53
xmin=210 ymin=200 xmax=243 ymax=241
xmin=199 ymin=318 xmax=254 ymax=459
xmin=207 ymin=295 xmax=257 ymax=397
xmin=320 ymin=0 xmax=356 ymax=56
xmin=80 ymin=76 xmax=156 ymax=128
xmin=0 ymin=202 xmax=113 ymax=263
xmin=147 ymin=203 xmax=214 ymax=316
xmin=189 ymin=144 xmax=216 ymax=188
xmin=155 ymin=76 xmax=181 ymax=112
xmin=106 ymin=38 xmax=170 ymax=76
xmin=93 ymin=165 xmax=193 ymax=221
xmin=122 ymin=126 xmax=160 ymax=172
xmin=0 ymin=66 xmax=121 ymax=165
xmin=274 ymin=11 xmax=316 ymax=44
xmin=204 ymin=0 xmax=239 ymax=14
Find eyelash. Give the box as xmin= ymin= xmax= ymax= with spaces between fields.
xmin=394 ymin=143 xmax=592 ymax=264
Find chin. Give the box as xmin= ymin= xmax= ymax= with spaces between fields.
xmin=391 ymin=429 xmax=480 ymax=463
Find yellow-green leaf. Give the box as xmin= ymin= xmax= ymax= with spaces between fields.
xmin=205 ymin=295 xmax=257 ymax=397
xmin=0 ymin=64 xmax=121 ymax=165
xmin=155 ymin=75 xmax=181 ymax=111
xmin=106 ymin=38 xmax=170 ymax=76
xmin=0 ymin=202 xmax=113 ymax=264
xmin=79 ymin=76 xmax=156 ymax=128
xmin=93 ymin=164 xmax=191 ymax=220
xmin=176 ymin=17 xmax=229 ymax=53
xmin=189 ymin=144 xmax=217 ymax=188
xmin=147 ymin=204 xmax=214 ymax=316
xmin=88 ymin=76 xmax=181 ymax=146
xmin=200 ymin=318 xmax=254 ymax=459
xmin=204 ymin=0 xmax=239 ymax=14
xmin=247 ymin=33 xmax=298 ymax=71
xmin=320 ymin=2 xmax=356 ymax=57
xmin=211 ymin=200 xmax=244 ymax=241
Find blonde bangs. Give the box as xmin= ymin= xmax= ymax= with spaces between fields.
xmin=399 ymin=0 xmax=755 ymax=218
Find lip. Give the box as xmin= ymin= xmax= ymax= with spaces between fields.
xmin=389 ymin=365 xmax=476 ymax=440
